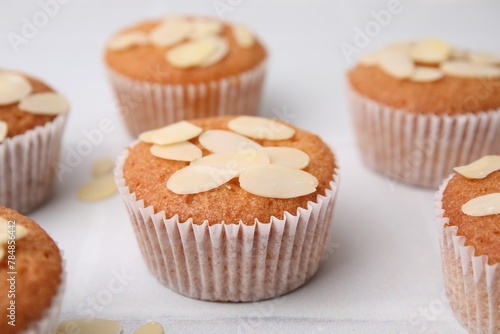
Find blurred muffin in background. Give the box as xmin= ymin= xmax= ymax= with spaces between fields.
xmin=0 ymin=70 xmax=68 ymax=213
xmin=104 ymin=16 xmax=268 ymax=137
xmin=348 ymin=39 xmax=500 ymax=188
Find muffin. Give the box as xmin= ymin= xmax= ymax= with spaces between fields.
xmin=348 ymin=39 xmax=500 ymax=188
xmin=435 ymin=156 xmax=499 ymax=333
xmin=105 ymin=16 xmax=268 ymax=137
xmin=0 ymin=206 xmax=65 ymax=334
xmin=114 ymin=115 xmax=339 ymax=301
xmin=0 ymin=70 xmax=68 ymax=213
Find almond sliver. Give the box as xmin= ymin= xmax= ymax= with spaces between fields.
xmin=108 ymin=32 xmax=149 ymax=51
xmin=198 ymin=129 xmax=262 ymax=153
xmin=139 ymin=121 xmax=202 ymax=146
xmin=0 ymin=73 xmax=33 ymax=106
xmin=18 ymin=92 xmax=69 ymax=115
xmin=261 ymin=147 xmax=310 ymax=169
xmin=454 ymin=155 xmax=500 ymax=179
xmin=462 ymin=193 xmax=500 ymax=217
xmin=0 ymin=121 xmax=7 ymax=143
xmin=151 ymin=141 xmax=202 ymax=162
xmin=228 ymin=116 xmax=295 ymax=140
xmin=167 ymin=165 xmax=238 ymax=194
xmin=191 ymin=149 xmax=269 ymax=173
xmin=166 ymin=38 xmax=217 ymax=68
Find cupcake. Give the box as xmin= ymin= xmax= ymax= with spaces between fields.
xmin=0 ymin=206 xmax=65 ymax=334
xmin=435 ymin=156 xmax=499 ymax=333
xmin=0 ymin=70 xmax=69 ymax=213
xmin=105 ymin=16 xmax=267 ymax=137
xmin=114 ymin=115 xmax=339 ymax=301
xmin=348 ymin=39 xmax=500 ymax=188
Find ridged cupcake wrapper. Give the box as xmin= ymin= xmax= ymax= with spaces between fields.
xmin=114 ymin=150 xmax=339 ymax=302
xmin=108 ymin=61 xmax=267 ymax=137
xmin=435 ymin=177 xmax=499 ymax=334
xmin=349 ymin=85 xmax=500 ymax=188
xmin=21 ymin=256 xmax=66 ymax=334
xmin=0 ymin=115 xmax=67 ymax=214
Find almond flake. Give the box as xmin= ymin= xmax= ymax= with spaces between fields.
xmin=189 ymin=19 xmax=223 ymax=39
xmin=358 ymin=51 xmax=380 ymax=66
xmin=139 ymin=121 xmax=202 ymax=146
xmin=441 ymin=61 xmax=500 ymax=78
xmin=228 ymin=116 xmax=295 ymax=140
xmin=462 ymin=193 xmax=500 ymax=217
xmin=77 ymin=175 xmax=117 ymax=202
xmin=108 ymin=32 xmax=149 ymax=51
xmin=198 ymin=129 xmax=262 ymax=153
xmin=134 ymin=322 xmax=164 ymax=334
xmin=191 ymin=149 xmax=269 ymax=173
xmin=200 ymin=36 xmax=229 ymax=67
xmin=239 ymin=165 xmax=318 ymax=199
xmin=0 ymin=217 xmax=29 ymax=244
xmin=454 ymin=155 xmax=500 ymax=179
xmin=410 ymin=67 xmax=444 ymax=82
xmin=167 ymin=165 xmax=238 ymax=194
xmin=385 ymin=42 xmax=414 ymax=55
xmin=232 ymin=24 xmax=255 ymax=48
xmin=261 ymin=147 xmax=310 ymax=169
xmin=151 ymin=141 xmax=202 ymax=162
xmin=0 ymin=73 xmax=33 ymax=106
xmin=149 ymin=18 xmax=192 ymax=48
xmin=378 ymin=52 xmax=415 ymax=79
xmin=410 ymin=39 xmax=451 ymax=64
xmin=91 ymin=158 xmax=115 ymax=178
xmin=56 ymin=319 xmax=122 ymax=334
xmin=166 ymin=38 xmax=217 ymax=68
xmin=18 ymin=92 xmax=69 ymax=115
xmin=0 ymin=121 xmax=7 ymax=143
xmin=468 ymin=51 xmax=500 ymax=65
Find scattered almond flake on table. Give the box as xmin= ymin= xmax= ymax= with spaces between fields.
xmin=410 ymin=39 xmax=451 ymax=64
xmin=0 ymin=121 xmax=7 ymax=143
xmin=410 ymin=67 xmax=444 ymax=82
xmin=56 ymin=319 xmax=123 ymax=334
xmin=261 ymin=147 xmax=310 ymax=169
xmin=189 ymin=18 xmax=223 ymax=39
xmin=441 ymin=61 xmax=500 ymax=78
xmin=166 ymin=38 xmax=217 ymax=68
xmin=191 ymin=149 xmax=270 ymax=173
xmin=461 ymin=193 xmax=500 ymax=217
xmin=227 ymin=116 xmax=295 ymax=140
xmin=378 ymin=52 xmax=415 ymax=79
xmin=454 ymin=155 xmax=500 ymax=179
xmin=232 ymin=24 xmax=255 ymax=48
xmin=139 ymin=121 xmax=202 ymax=145
xmin=150 ymin=141 xmax=202 ymax=162
xmin=108 ymin=31 xmax=149 ymax=51
xmin=468 ymin=51 xmax=500 ymax=65
xmin=198 ymin=129 xmax=262 ymax=153
xmin=18 ymin=92 xmax=69 ymax=115
xmin=77 ymin=174 xmax=117 ymax=202
xmin=149 ymin=17 xmax=192 ymax=48
xmin=0 ymin=73 xmax=33 ymax=105
xmin=91 ymin=157 xmax=115 ymax=178
xmin=239 ymin=164 xmax=318 ymax=199
xmin=200 ymin=36 xmax=229 ymax=67
xmin=133 ymin=322 xmax=164 ymax=334
xmin=167 ymin=165 xmax=238 ymax=194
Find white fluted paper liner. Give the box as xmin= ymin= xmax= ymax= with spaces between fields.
xmin=349 ymin=85 xmax=500 ymax=188
xmin=21 ymin=256 xmax=66 ymax=334
xmin=0 ymin=115 xmax=67 ymax=214
xmin=114 ymin=149 xmax=339 ymax=302
xmin=435 ymin=176 xmax=499 ymax=334
xmin=108 ymin=61 xmax=267 ymax=137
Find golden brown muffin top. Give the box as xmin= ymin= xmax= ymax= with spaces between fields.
xmin=0 ymin=206 xmax=63 ymax=333
xmin=348 ymin=39 xmax=500 ymax=115
xmin=123 ymin=116 xmax=337 ymax=225
xmin=0 ymin=72 xmax=57 ymax=138
xmin=442 ymin=169 xmax=500 ymax=265
xmin=104 ymin=17 xmax=267 ymax=84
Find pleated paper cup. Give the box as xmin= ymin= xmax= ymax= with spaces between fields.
xmin=435 ymin=176 xmax=499 ymax=334
xmin=349 ymin=86 xmax=500 ymax=188
xmin=20 ymin=257 xmax=66 ymax=334
xmin=114 ymin=148 xmax=339 ymax=302
xmin=108 ymin=61 xmax=267 ymax=138
xmin=0 ymin=115 xmax=67 ymax=214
